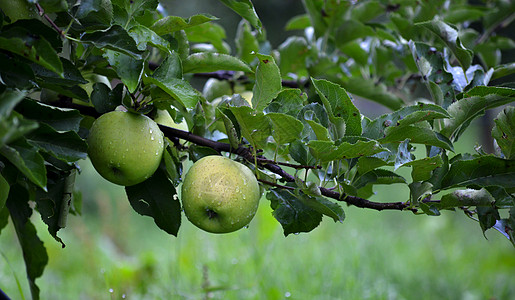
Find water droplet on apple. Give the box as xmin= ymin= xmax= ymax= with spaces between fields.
xmin=151 ymin=136 xmax=155 ymax=141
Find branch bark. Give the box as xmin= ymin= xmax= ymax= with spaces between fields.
xmin=54 ymin=100 xmax=412 ymax=212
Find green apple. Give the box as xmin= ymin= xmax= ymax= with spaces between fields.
xmin=87 ymin=111 xmax=164 ymax=186
xmin=181 ymin=155 xmax=261 ymax=233
xmin=154 ymin=109 xmax=189 ymax=132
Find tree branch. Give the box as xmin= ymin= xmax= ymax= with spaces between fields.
xmin=53 ymin=100 xmax=413 ymax=212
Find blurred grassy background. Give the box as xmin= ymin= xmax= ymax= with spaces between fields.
xmin=1 ymin=121 xmax=514 ymax=300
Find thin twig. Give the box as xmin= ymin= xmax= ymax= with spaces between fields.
xmin=53 ymin=100 xmax=414 ymax=212
xmin=256 ymin=157 xmax=321 ymax=170
xmin=258 ymin=179 xmax=295 ymax=190
xmin=35 ymin=3 xmax=65 ymax=37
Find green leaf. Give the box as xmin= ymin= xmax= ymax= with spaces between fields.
xmin=265 ymin=88 xmax=306 ymax=117
xmin=477 ymin=206 xmax=500 ymax=234
xmin=381 ymin=125 xmax=454 ymax=151
xmin=266 ymin=113 xmax=304 ymax=145
xmin=252 ymin=53 xmax=282 ymax=111
xmin=151 ymin=13 xmax=217 ymax=34
xmin=218 ymin=108 xmax=241 ymax=149
xmin=31 ymin=57 xmax=88 ymax=86
xmin=0 ymin=173 xmax=8 ymax=210
xmin=351 ymin=0 xmax=384 ymax=22
xmin=416 ymin=20 xmax=473 ymax=71
xmin=35 ymin=168 xmax=77 ymax=247
xmin=352 ymin=169 xmax=407 ymax=191
xmin=441 ymin=156 xmax=515 ymax=189
xmin=492 ymin=207 xmax=515 ymax=246
xmin=125 ymin=168 xmax=181 ymax=236
xmin=75 ymin=0 xmax=113 ymax=30
xmin=217 ymin=0 xmax=262 ymax=31
xmin=443 ymin=6 xmax=484 ymax=25
xmin=112 ymin=0 xmax=158 ymax=20
xmin=182 ymin=53 xmax=252 ymax=74
xmin=0 ymin=89 xmax=26 ymax=118
xmin=26 ymin=123 xmax=88 ymax=162
xmin=335 ymin=20 xmax=375 ymax=47
xmin=235 ymin=19 xmax=259 ymax=64
xmin=492 ymin=106 xmax=515 ymax=159
xmin=486 ymin=186 xmax=515 ymax=208
xmin=267 ymin=188 xmax=322 ymax=236
xmin=39 ymin=0 xmax=69 ymax=14
xmin=394 ymin=139 xmax=413 ymax=170
xmin=0 ymin=112 xmax=39 ymax=148
xmin=363 ymin=102 xmax=451 ymax=140
xmin=311 ymin=78 xmax=362 ymax=136
xmin=15 ymin=98 xmax=83 ymax=132
xmin=409 ymin=181 xmax=433 ymax=205
xmin=278 ymin=37 xmax=309 ymax=76
xmin=289 ymin=140 xmax=316 ymax=167
xmin=6 ymin=184 xmax=49 ymax=300
xmin=492 ymin=62 xmax=515 ymax=81
xmin=82 ymin=25 xmax=144 ymax=59
xmin=285 ymin=14 xmax=310 ymax=31
xmin=227 ymin=106 xmax=271 ymax=149
xmin=442 ymin=87 xmax=515 ymax=140
xmin=0 ymin=205 xmax=8 ymax=234
xmin=409 ymin=42 xmax=455 ymax=108
xmin=0 ymin=139 xmax=47 ymax=189
xmin=128 ymin=25 xmax=171 ymax=52
xmin=162 ymin=145 xmax=183 ymax=186
xmin=308 ymin=139 xmax=386 ymax=162
xmin=306 ymin=120 xmax=331 ymax=141
xmin=103 ymin=50 xmax=144 ymax=93
xmin=356 ymin=157 xmax=389 ymax=176
xmin=0 ymin=27 xmax=63 ymax=75
xmin=297 ymin=192 xmax=345 ymax=223
xmin=440 ymin=188 xmax=495 ymax=209
xmin=340 ymin=77 xmax=404 ymax=110
xmin=0 ymin=52 xmax=35 ymax=89
xmin=403 ymin=155 xmax=444 ymax=182
xmin=91 ymin=82 xmax=122 ymax=114
xmin=184 ymin=21 xmax=228 ymax=54
xmin=146 ymin=54 xmax=203 ymax=109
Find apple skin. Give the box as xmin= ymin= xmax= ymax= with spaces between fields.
xmin=181 ymin=156 xmax=260 ymax=233
xmin=87 ymin=111 xmax=164 ymax=186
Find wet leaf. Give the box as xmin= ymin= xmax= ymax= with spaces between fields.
xmin=151 ymin=14 xmax=218 ymax=35
xmin=267 ymin=188 xmax=322 ymax=236
xmin=126 ymin=168 xmax=181 ymax=236
xmin=252 ymin=53 xmax=282 ymax=112
xmin=492 ymin=106 xmax=515 ymax=159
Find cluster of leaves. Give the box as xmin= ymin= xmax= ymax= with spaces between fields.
xmin=0 ymin=0 xmax=515 ymax=298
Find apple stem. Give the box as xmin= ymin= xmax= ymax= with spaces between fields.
xmin=206 ymin=209 xmax=218 ymax=219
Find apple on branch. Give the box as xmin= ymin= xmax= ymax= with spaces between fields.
xmin=87 ymin=110 xmax=164 ymax=186
xmin=181 ymin=155 xmax=261 ymax=233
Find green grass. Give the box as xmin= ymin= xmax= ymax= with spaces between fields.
xmin=1 ymin=122 xmax=514 ymax=299
xmin=1 ymin=161 xmax=514 ymax=300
